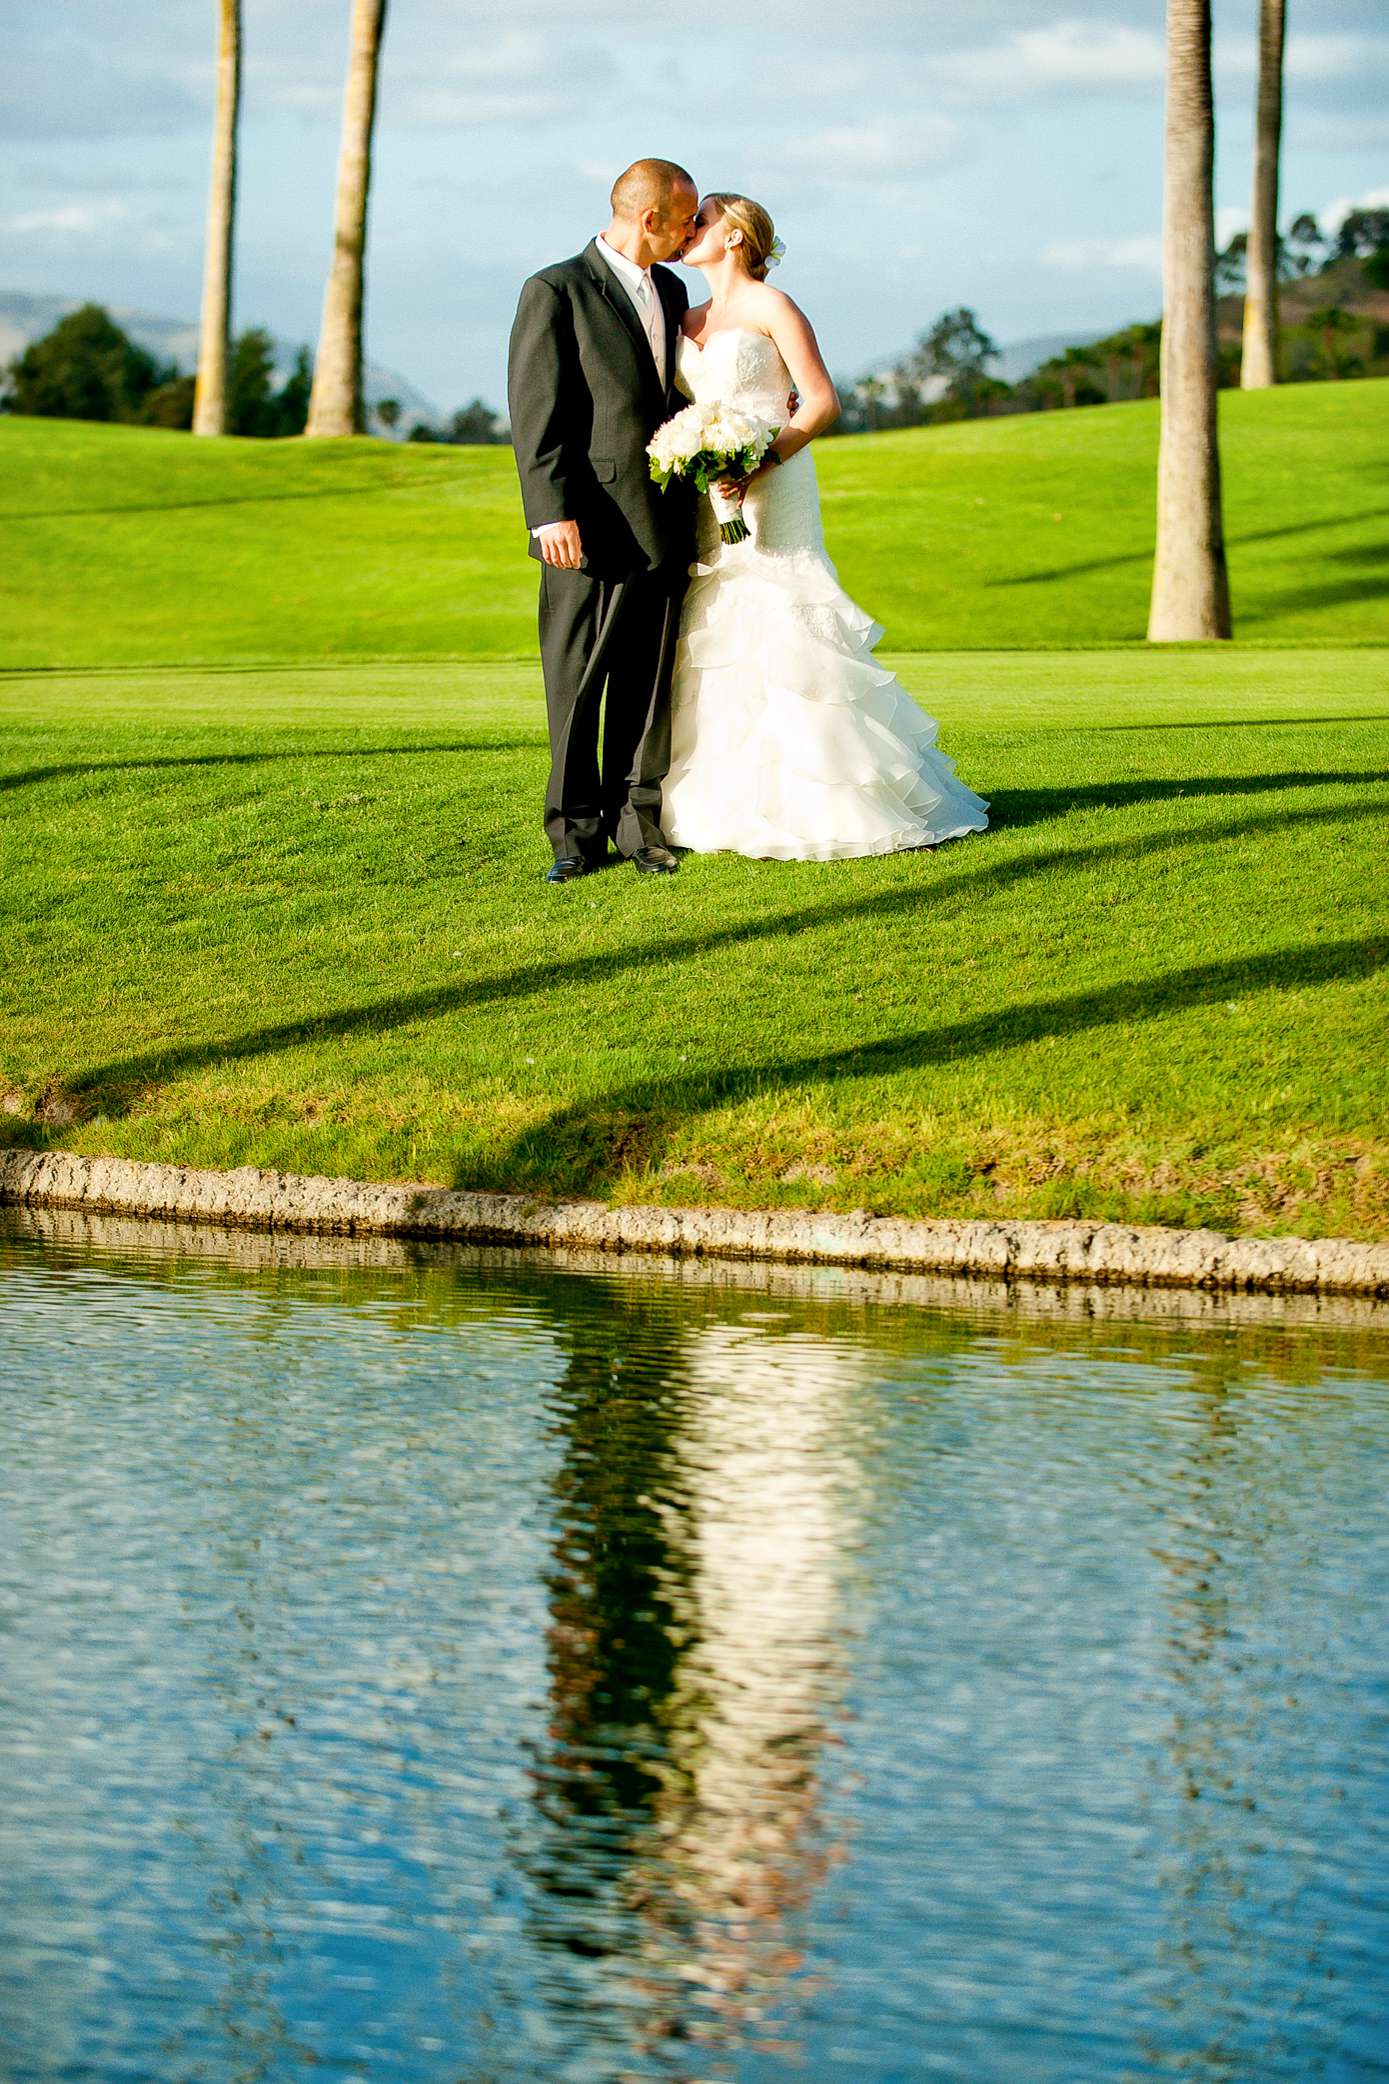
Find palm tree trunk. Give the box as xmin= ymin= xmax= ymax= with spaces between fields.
xmin=1149 ymin=0 xmax=1233 ymax=641
xmin=1240 ymin=0 xmax=1286 ymax=388
xmin=191 ymin=0 xmax=241 ymax=438
xmin=306 ymin=0 xmax=388 ymax=438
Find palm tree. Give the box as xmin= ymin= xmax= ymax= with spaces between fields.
xmin=192 ymin=0 xmax=242 ymax=437
xmin=306 ymin=0 xmax=389 ymax=438
xmin=1240 ymin=0 xmax=1286 ymax=389
xmin=1149 ymin=0 xmax=1232 ymax=642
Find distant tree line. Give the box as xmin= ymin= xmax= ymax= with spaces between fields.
xmin=2 ymin=305 xmax=310 ymax=436
xmin=404 ymin=399 xmax=509 ymax=445
xmin=830 ymin=207 xmax=1389 ymax=437
xmin=0 ymin=303 xmax=508 ymax=443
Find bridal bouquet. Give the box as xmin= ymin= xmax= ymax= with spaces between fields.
xmin=647 ymin=401 xmax=779 ymax=545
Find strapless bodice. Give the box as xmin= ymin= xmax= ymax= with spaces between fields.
xmin=675 ymin=326 xmax=794 ymax=424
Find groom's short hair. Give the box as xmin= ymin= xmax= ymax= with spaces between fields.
xmin=610 ymin=159 xmax=695 ymax=221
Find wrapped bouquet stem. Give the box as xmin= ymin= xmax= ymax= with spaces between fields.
xmin=706 ymin=479 xmax=750 ymax=544
xmin=647 ymin=400 xmax=779 ymax=545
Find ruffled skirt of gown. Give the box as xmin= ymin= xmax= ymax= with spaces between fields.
xmin=661 ymin=448 xmax=989 ymax=862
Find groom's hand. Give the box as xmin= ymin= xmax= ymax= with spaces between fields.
xmin=536 ymin=520 xmax=584 ymax=570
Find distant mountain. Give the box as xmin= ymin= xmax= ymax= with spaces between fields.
xmin=989 ymin=331 xmax=1110 ymax=384
xmin=0 ymin=290 xmax=441 ymax=438
xmin=856 ymin=328 xmax=1109 ymax=397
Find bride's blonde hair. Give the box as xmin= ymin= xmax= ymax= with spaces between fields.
xmin=704 ymin=193 xmax=777 ymax=280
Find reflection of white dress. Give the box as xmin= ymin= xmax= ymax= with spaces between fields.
xmin=662 ymin=327 xmax=990 ymax=861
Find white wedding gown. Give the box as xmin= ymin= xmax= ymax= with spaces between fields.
xmin=662 ymin=327 xmax=989 ymax=860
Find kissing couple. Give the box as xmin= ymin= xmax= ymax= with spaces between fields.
xmin=507 ymin=157 xmax=988 ymax=882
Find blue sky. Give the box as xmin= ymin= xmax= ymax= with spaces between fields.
xmin=2 ymin=0 xmax=1386 ymax=412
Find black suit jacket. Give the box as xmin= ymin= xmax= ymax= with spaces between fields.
xmin=507 ymin=240 xmax=694 ymax=577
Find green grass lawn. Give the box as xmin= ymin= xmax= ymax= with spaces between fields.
xmin=2 ymin=378 xmax=1387 ymax=666
xmin=3 ymin=397 xmax=1386 ymax=1238
xmin=4 ymin=648 xmax=1386 ymax=1240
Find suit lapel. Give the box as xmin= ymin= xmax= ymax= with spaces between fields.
xmin=582 ymin=240 xmax=664 ymax=403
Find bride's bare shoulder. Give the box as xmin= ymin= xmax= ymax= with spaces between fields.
xmin=747 ymin=281 xmax=799 ymax=312
xmin=743 ymin=281 xmax=809 ymax=332
xmin=681 ymin=300 xmax=714 ymax=341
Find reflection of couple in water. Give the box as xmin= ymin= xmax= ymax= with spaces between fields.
xmin=519 ymin=1267 xmax=865 ymax=2066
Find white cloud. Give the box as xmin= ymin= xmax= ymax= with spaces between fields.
xmin=1320 ymin=185 xmax=1389 ymax=233
xmin=943 ymin=18 xmax=1388 ymax=106
xmin=1045 ymin=201 xmax=1316 ymax=274
xmin=940 ymin=21 xmax=1164 ymax=100
xmin=780 ymin=116 xmax=971 ymax=182
xmin=1224 ymin=31 xmax=1389 ymax=83
xmin=1298 ymin=112 xmax=1389 ymax=151
xmin=0 ymin=198 xmax=134 ymax=236
xmin=262 ymin=25 xmax=613 ymax=129
xmin=397 ymin=30 xmax=614 ymax=127
xmin=1289 ymin=31 xmax=1389 ymax=79
xmin=0 ymin=41 xmax=203 ymax=139
xmin=1043 ymin=233 xmax=1162 ymax=274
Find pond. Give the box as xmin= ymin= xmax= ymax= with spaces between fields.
xmin=2 ymin=1206 xmax=1387 ymax=2083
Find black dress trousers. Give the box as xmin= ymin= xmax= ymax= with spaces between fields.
xmin=539 ymin=559 xmax=684 ymax=863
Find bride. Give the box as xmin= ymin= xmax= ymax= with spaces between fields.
xmin=662 ymin=193 xmax=989 ymax=861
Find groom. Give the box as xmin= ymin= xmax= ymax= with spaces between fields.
xmin=507 ymin=159 xmax=699 ymax=881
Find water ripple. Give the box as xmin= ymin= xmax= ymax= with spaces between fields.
xmin=1 ymin=1215 xmax=1387 ymax=2082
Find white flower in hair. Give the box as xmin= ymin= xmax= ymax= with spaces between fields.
xmin=765 ymin=236 xmax=787 ymax=271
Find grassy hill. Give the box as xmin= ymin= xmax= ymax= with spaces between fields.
xmin=2 ymin=377 xmax=1386 ymax=668
xmin=2 ymin=391 xmax=1386 ymax=1241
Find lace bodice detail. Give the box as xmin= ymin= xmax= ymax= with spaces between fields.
xmin=675 ymin=326 xmax=794 ymax=424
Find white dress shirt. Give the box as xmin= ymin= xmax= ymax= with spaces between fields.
xmin=593 ymin=233 xmax=666 ymax=372
xmin=532 ymin=235 xmax=666 ymax=541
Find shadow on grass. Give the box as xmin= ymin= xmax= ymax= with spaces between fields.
xmin=0 ymin=482 xmax=436 ymax=523
xmin=7 ymin=752 xmax=1381 ymax=824
xmin=50 ymin=798 xmax=1387 ymax=1126
xmin=466 ymin=934 xmax=1389 ymax=1198
xmin=992 ymin=769 xmax=1389 ymax=828
xmin=987 ymin=505 xmax=1389 ymax=590
xmin=0 ymin=744 xmax=535 ymax=793
xmin=1090 ymin=717 xmax=1389 ymax=735
xmin=0 ymin=657 xmax=538 ymax=679
xmin=1240 ymin=573 xmax=1389 ymax=624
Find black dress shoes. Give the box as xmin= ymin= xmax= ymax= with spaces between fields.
xmin=631 ymin=845 xmax=679 ymax=875
xmin=544 ymin=856 xmax=590 ymax=884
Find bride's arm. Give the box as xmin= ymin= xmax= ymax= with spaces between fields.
xmin=759 ymin=291 xmax=840 ymax=465
xmin=711 ymin=290 xmax=839 ymax=501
